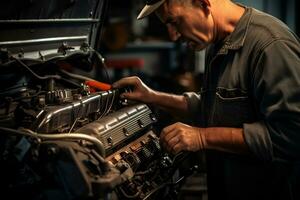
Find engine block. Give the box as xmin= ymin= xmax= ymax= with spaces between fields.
xmin=0 ymin=51 xmax=183 ymax=200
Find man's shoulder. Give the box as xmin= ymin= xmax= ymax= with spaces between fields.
xmin=249 ymin=8 xmax=295 ymax=40
xmin=245 ymin=8 xmax=298 ymax=49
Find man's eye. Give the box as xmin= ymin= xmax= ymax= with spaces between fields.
xmin=170 ymin=21 xmax=177 ymax=25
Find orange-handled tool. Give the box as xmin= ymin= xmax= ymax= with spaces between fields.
xmin=85 ymin=80 xmax=111 ymax=91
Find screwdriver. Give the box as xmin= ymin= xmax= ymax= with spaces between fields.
xmin=85 ymin=80 xmax=112 ymax=91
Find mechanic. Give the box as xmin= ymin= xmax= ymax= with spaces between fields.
xmin=112 ymin=0 xmax=300 ymax=199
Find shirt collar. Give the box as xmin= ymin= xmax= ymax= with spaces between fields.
xmin=217 ymin=5 xmax=253 ymax=54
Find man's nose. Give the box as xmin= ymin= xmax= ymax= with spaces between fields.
xmin=167 ymin=25 xmax=181 ymax=41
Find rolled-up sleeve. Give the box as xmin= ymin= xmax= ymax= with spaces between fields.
xmin=243 ymin=121 xmax=273 ymax=161
xmin=183 ymin=92 xmax=201 ymax=119
xmin=244 ymin=39 xmax=300 ymax=162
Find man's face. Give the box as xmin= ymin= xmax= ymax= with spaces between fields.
xmin=155 ymin=0 xmax=215 ymax=51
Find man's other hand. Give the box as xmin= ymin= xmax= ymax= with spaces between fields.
xmin=160 ymin=122 xmax=206 ymax=154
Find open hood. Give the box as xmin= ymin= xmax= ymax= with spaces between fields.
xmin=0 ymin=0 xmax=108 ymax=59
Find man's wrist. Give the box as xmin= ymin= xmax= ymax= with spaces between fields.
xmin=148 ymin=90 xmax=160 ymax=105
xmin=198 ymin=127 xmax=207 ymax=150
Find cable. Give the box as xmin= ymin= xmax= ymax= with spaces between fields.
xmin=12 ymin=90 xmax=45 ymax=101
xmin=142 ymin=176 xmax=185 ymax=200
xmin=58 ymin=52 xmax=112 ymax=92
xmin=68 ymin=98 xmax=84 ymax=133
xmin=104 ymin=90 xmax=115 ymax=116
xmin=134 ymin=168 xmax=153 ymax=176
xmin=68 ymin=118 xmax=79 ymax=134
xmin=99 ymin=91 xmax=110 ymax=119
xmin=0 ymin=127 xmax=105 ymax=157
xmin=11 ymin=57 xmax=61 ymax=80
xmin=91 ymin=49 xmax=111 ymax=84
xmin=118 ymin=185 xmax=142 ymax=199
xmin=172 ymin=151 xmax=191 ymax=164
xmin=23 ymin=128 xmax=105 ymax=157
xmin=59 ymin=77 xmax=82 ymax=87
xmin=98 ymin=90 xmax=115 ymax=119
xmin=106 ymin=90 xmax=116 ymax=114
xmin=59 ymin=69 xmax=96 ymax=81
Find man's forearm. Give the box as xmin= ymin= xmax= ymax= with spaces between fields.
xmin=202 ymin=127 xmax=251 ymax=155
xmin=151 ymin=91 xmax=188 ymax=114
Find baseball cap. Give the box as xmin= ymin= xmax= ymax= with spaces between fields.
xmin=137 ymin=0 xmax=166 ymax=20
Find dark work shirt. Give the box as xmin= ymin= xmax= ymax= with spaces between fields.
xmin=184 ymin=6 xmax=300 ymax=200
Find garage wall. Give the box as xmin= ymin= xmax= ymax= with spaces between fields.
xmin=235 ymin=0 xmax=296 ymax=31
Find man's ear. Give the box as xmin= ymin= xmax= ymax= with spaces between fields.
xmin=200 ymin=0 xmax=211 ymax=7
xmin=193 ymin=0 xmax=211 ymax=7
xmin=194 ymin=0 xmax=211 ymax=15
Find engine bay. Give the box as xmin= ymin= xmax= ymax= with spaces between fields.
xmin=0 ymin=0 xmax=202 ymax=198
xmin=0 ymin=46 xmax=191 ymax=200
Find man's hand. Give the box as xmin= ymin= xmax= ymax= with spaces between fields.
xmin=112 ymin=76 xmax=156 ymax=104
xmin=113 ymin=76 xmax=188 ymax=113
xmin=160 ymin=122 xmax=206 ymax=154
xmin=160 ymin=123 xmax=250 ymax=155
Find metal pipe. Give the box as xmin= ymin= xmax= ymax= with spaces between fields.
xmin=0 ymin=19 xmax=100 ymax=24
xmin=0 ymin=127 xmax=105 ymax=157
xmin=0 ymin=36 xmax=88 ymax=46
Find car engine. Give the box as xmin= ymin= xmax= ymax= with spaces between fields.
xmin=0 ymin=47 xmax=190 ymax=200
